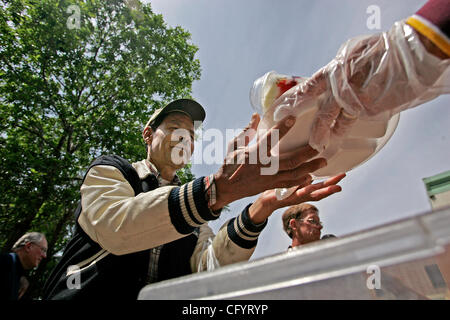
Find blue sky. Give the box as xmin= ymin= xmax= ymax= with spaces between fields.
xmin=146 ymin=0 xmax=450 ymax=259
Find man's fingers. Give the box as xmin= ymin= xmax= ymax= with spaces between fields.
xmin=331 ymin=110 xmax=357 ymax=137
xmin=274 ymin=115 xmax=297 ymax=141
xmin=294 ymin=183 xmax=324 ymax=198
xmin=309 ymin=96 xmax=341 ymax=153
xmin=322 ymin=173 xmax=346 ymax=187
xmin=277 ymin=145 xmax=320 ymax=171
xmin=296 ymin=173 xmax=345 ymax=196
xmin=303 ymin=68 xmax=329 ymax=98
xmin=281 ymin=181 xmax=341 ymax=206
xmin=307 ymin=185 xmax=342 ymax=200
xmin=299 ymin=174 xmax=313 ymax=188
xmin=259 ymin=115 xmax=296 ymax=156
xmin=275 ymin=158 xmax=327 ymax=187
xmin=290 ymin=184 xmax=341 ymax=203
xmin=227 ymin=113 xmax=260 ymax=153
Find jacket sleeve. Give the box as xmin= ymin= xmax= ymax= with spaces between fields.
xmin=191 ymin=204 xmax=267 ymax=273
xmin=406 ymin=0 xmax=450 ymax=57
xmin=78 ymin=165 xmax=220 ymax=255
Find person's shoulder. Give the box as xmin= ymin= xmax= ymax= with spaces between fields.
xmin=82 ymin=155 xmax=142 ymax=193
xmin=0 ymin=252 xmax=14 ymax=269
xmin=90 ymin=154 xmax=132 ymax=167
xmin=0 ymin=252 xmax=13 ymax=260
xmin=87 ymin=155 xmax=138 ymax=180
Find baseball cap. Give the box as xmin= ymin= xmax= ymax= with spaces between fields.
xmin=145 ymin=99 xmax=206 ymax=130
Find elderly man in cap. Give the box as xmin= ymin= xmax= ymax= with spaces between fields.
xmin=43 ymin=99 xmax=344 ymax=300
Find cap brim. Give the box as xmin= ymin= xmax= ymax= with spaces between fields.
xmin=149 ymin=99 xmax=205 ymax=129
xmin=162 ymin=99 xmax=206 ymax=124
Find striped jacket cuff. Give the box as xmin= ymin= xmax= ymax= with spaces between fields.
xmin=227 ymin=203 xmax=268 ymax=249
xmin=168 ymin=177 xmax=221 ymax=234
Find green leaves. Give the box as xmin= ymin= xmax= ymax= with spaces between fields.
xmin=1 ymin=0 xmax=201 ymax=298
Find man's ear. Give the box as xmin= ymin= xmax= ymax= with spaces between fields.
xmin=143 ymin=126 xmax=153 ymax=145
xmin=24 ymin=242 xmax=32 ymax=252
xmin=289 ymin=219 xmax=297 ymax=231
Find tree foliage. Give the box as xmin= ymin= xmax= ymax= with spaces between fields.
xmin=0 ymin=0 xmax=201 ymax=298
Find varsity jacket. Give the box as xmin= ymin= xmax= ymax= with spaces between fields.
xmin=43 ymin=155 xmax=267 ymax=300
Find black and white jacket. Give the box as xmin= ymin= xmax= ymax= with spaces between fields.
xmin=43 ymin=155 xmax=266 ymax=300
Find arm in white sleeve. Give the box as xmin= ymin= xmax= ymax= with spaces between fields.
xmin=78 ymin=165 xmax=220 ymax=255
xmin=191 ymin=204 xmax=267 ymax=272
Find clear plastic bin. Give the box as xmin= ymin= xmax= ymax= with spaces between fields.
xmin=138 ymin=206 xmax=450 ymax=300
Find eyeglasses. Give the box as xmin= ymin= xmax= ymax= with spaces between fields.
xmin=32 ymin=242 xmax=48 ymax=254
xmin=299 ymin=218 xmax=323 ymax=227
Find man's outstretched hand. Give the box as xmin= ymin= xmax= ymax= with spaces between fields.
xmin=248 ymin=173 xmax=346 ymax=224
xmin=211 ymin=113 xmax=327 ymax=211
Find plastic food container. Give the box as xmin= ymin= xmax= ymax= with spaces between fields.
xmin=250 ymin=71 xmax=400 ymax=199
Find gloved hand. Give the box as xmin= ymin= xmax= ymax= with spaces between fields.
xmin=272 ymin=21 xmax=450 ymax=152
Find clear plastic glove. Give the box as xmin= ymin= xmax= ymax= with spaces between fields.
xmin=271 ymin=20 xmax=450 ymax=152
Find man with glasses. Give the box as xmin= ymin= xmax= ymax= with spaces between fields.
xmin=0 ymin=232 xmax=47 ymax=300
xmin=282 ymin=203 xmax=325 ymax=248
